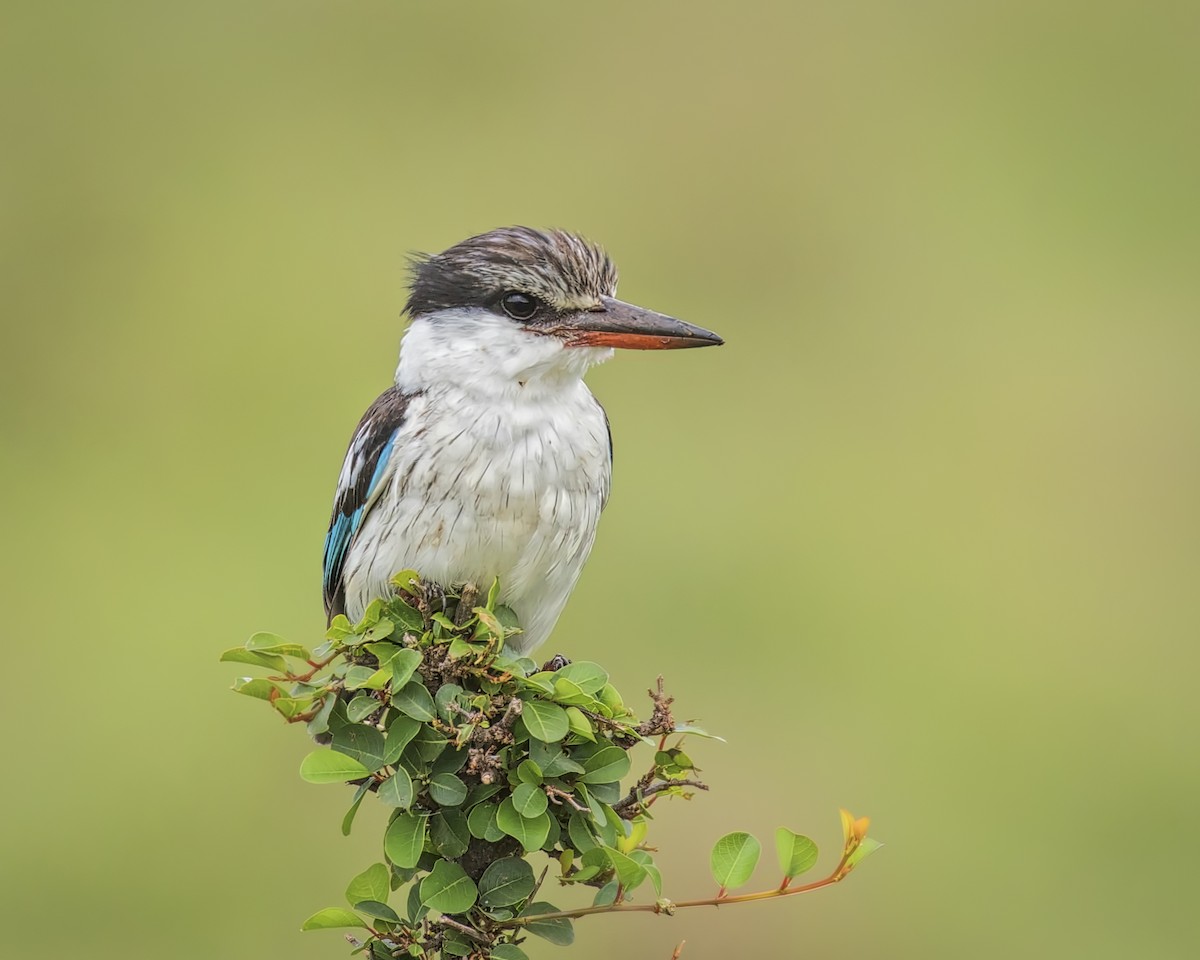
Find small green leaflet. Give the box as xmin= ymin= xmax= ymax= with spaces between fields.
xmin=420 ymin=860 xmax=478 ymax=915
xmin=428 ymin=772 xmax=468 ymax=807
xmin=521 ymin=701 xmax=570 ymax=742
xmin=496 ymin=798 xmax=551 ymax=852
xmin=300 ymin=907 xmax=367 ymax=931
xmin=392 ymin=680 xmax=437 ymax=721
xmin=341 ymin=781 xmax=370 ymax=836
xmin=299 ymin=750 xmax=369 ymax=784
xmin=245 ymin=632 xmax=311 ymax=660
xmin=775 ymin=828 xmax=819 ymax=880
xmin=232 ymin=677 xmax=281 ymax=701
xmin=219 ymin=647 xmax=287 ymax=671
xmin=578 ymin=745 xmax=631 ymax=784
xmin=846 ymin=836 xmax=883 ymax=869
xmin=354 ymin=900 xmax=400 ymax=923
xmin=601 ymin=845 xmax=648 ymax=892
xmin=520 ymin=902 xmax=574 ymax=945
xmin=553 ymin=661 xmax=608 ymax=694
xmin=384 ymin=812 xmax=427 ymax=868
xmin=344 ymin=862 xmax=390 ymax=907
xmin=378 ymin=767 xmax=414 ymax=809
xmin=478 ymin=857 xmax=536 ymax=908
xmin=383 ymin=715 xmax=421 ymax=765
xmin=510 ymin=782 xmax=549 ymax=819
xmin=710 ymin=831 xmax=761 ymax=890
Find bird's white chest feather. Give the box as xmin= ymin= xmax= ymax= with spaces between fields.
xmin=343 ymin=380 xmax=611 ymax=654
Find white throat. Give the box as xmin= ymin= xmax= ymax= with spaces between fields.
xmin=395 ymin=310 xmax=613 ymax=400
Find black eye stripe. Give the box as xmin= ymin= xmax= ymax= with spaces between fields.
xmin=499 ymin=290 xmax=542 ymax=321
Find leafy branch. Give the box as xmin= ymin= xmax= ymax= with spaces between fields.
xmin=223 ymin=572 xmax=881 ymax=959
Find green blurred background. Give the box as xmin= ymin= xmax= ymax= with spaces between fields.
xmin=3 ymin=1 xmax=1197 ymax=957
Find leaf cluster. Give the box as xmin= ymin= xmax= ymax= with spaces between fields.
xmin=224 ymin=574 xmax=714 ymax=959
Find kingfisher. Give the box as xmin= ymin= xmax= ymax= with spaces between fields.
xmin=322 ymin=226 xmax=723 ymax=655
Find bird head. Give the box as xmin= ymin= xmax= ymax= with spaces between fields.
xmin=395 ymin=227 xmax=722 ymax=392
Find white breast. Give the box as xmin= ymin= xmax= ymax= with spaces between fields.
xmin=341 ymin=313 xmax=614 ymax=655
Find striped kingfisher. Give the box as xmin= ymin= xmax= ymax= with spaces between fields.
xmin=322 ymin=227 xmax=723 ymax=655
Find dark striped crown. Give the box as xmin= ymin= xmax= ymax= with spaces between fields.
xmin=405 ymin=227 xmax=619 ymax=318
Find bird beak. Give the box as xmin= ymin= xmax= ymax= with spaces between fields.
xmin=550 ymin=296 xmax=724 ymax=350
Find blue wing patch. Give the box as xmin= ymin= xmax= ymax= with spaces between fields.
xmin=322 ymin=388 xmax=414 ymax=620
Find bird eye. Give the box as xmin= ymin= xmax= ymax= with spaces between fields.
xmin=499 ymin=291 xmax=540 ymax=321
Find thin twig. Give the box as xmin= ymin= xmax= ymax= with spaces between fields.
xmin=434 ymin=915 xmax=492 ymax=944
xmin=504 ymin=863 xmax=851 ymax=928
xmin=545 ymin=784 xmax=590 ymax=812
xmin=612 ymin=778 xmax=708 ymax=818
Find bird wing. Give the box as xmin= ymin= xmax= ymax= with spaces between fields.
xmin=323 ymin=387 xmax=415 ymax=620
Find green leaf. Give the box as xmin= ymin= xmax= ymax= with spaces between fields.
xmin=521 ymin=673 xmax=557 ymax=696
xmin=354 ymin=899 xmax=400 ymax=923
xmin=383 ymin=715 xmax=422 ymax=765
xmin=346 ymin=694 xmax=380 ymax=723
xmin=466 ymin=782 xmax=503 ymax=808
xmin=359 ymin=617 xmax=395 ymax=644
xmin=710 ymin=831 xmax=761 ymax=890
xmin=428 ymin=773 xmax=468 ymax=807
xmin=628 ymin=849 xmax=663 ymax=895
xmin=478 ymin=857 xmax=536 ymax=908
xmin=672 ymin=722 xmax=726 ymax=742
xmin=511 ymin=783 xmax=549 ymax=819
xmin=325 ymin=615 xmax=353 ymax=640
xmin=467 ymin=801 xmax=503 ymax=842
xmin=431 ymin=745 xmax=469 ymax=776
xmin=246 ymin=632 xmax=312 ymax=660
xmin=540 ymin=750 xmax=584 ymax=779
xmin=520 ymin=701 xmax=570 ymax=743
xmin=342 ymin=665 xmax=380 ymax=690
xmin=232 ymin=677 xmax=281 ymax=701
xmin=392 ymin=681 xmax=437 ymax=722
xmin=299 ymin=750 xmax=370 ymax=784
xmin=473 ymin=606 xmax=503 ymax=638
xmin=452 ymin=636 xmax=488 ymax=660
xmin=270 ymin=695 xmax=314 ymax=720
xmin=384 ymin=812 xmax=427 ymax=868
xmin=520 ymin=903 xmax=574 ymax=945
xmin=220 ymin=647 xmax=288 ymax=671
xmin=306 ymin=694 xmax=337 ymax=738
xmin=331 ymin=722 xmax=387 ymax=772
xmin=601 ymin=845 xmax=648 ymax=891
xmin=430 ymin=809 xmax=471 ymax=858
xmin=588 ymin=779 xmax=621 ymax=804
xmin=564 ymin=706 xmax=595 ymax=741
xmin=378 ymin=767 xmax=414 ymax=809
xmin=490 ymin=945 xmax=529 ymax=960
xmin=549 ymin=678 xmax=595 ymax=707
xmin=775 ymin=828 xmax=819 ymax=880
xmin=341 ymin=781 xmax=370 ymax=836
xmin=846 ymin=836 xmax=883 ymax=869
xmin=420 ymin=861 xmax=478 ymax=915
xmin=553 ymin=661 xmax=609 ymax=694
xmin=345 ymin=862 xmax=390 ymax=907
xmin=434 ymin=683 xmax=466 ymax=720
xmin=578 ymin=745 xmax=631 ymax=784
xmin=568 ymin=812 xmax=598 ymax=853
xmin=496 ymin=798 xmax=551 ymax=852
xmin=300 ymin=907 xmax=367 ymax=931
xmin=516 ymin=759 xmax=543 ymax=785
xmin=383 ymin=584 xmax=424 ymax=629
xmin=409 ymin=725 xmax=448 ymax=762
xmin=375 ymin=646 xmax=423 ymax=688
